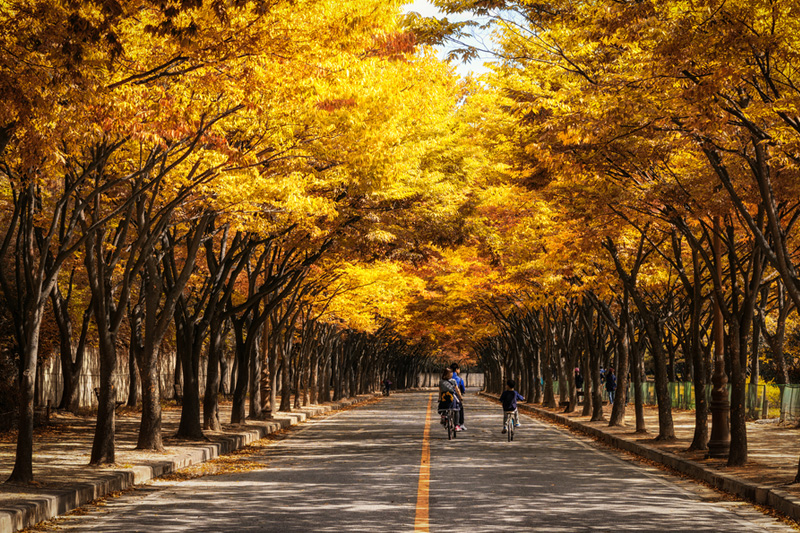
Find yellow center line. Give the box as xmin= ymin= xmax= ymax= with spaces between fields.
xmin=414 ymin=393 xmax=433 ymax=532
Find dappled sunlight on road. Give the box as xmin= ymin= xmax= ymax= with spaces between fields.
xmin=428 ymin=396 xmax=773 ymax=532
xmin=54 ymin=392 xmax=790 ymax=532
xmin=64 ymin=398 xmax=421 ymax=532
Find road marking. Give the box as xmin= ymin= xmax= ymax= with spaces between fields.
xmin=414 ymin=393 xmax=433 ymax=532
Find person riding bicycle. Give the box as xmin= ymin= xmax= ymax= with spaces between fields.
xmin=450 ymin=363 xmax=467 ymax=431
xmin=438 ymin=368 xmax=463 ymax=431
xmin=500 ymin=379 xmax=524 ymax=434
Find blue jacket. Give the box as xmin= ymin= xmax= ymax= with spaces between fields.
xmin=500 ymin=390 xmax=525 ymax=412
xmin=452 ymin=373 xmax=466 ymax=394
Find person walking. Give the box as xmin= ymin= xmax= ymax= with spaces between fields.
xmin=574 ymin=367 xmax=584 ymax=391
xmin=605 ymin=367 xmax=617 ymax=404
xmin=574 ymin=367 xmax=584 ymax=404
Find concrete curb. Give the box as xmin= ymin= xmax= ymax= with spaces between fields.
xmin=478 ymin=391 xmax=800 ymax=523
xmin=1 ymin=394 xmax=378 ymax=533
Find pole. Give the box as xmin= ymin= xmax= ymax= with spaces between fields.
xmin=707 ymin=215 xmax=730 ymax=458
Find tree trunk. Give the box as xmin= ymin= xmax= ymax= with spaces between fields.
xmin=580 ymin=344 xmax=592 ymax=417
xmin=176 ymin=319 xmax=204 ymax=440
xmin=728 ymin=321 xmax=747 ymax=465
xmin=760 ymin=281 xmax=790 ymax=385
xmin=8 ymin=323 xmax=41 ymax=483
xmin=136 ymin=346 xmax=164 ymax=450
xmin=269 ymin=345 xmax=279 ymax=413
xmin=127 ymin=343 xmax=140 ymax=408
xmin=259 ymin=329 xmax=273 ymax=417
xmin=204 ymin=317 xmax=224 ymax=430
xmin=647 ymin=317 xmax=675 ymax=440
xmin=248 ymin=331 xmax=262 ymax=419
xmin=309 ymin=350 xmax=319 ymax=405
xmin=90 ymin=335 xmax=118 ymax=464
xmin=589 ymin=333 xmax=604 ymax=422
xmin=332 ymin=346 xmax=342 ymax=402
xmin=294 ymin=348 xmax=304 ymax=408
xmin=581 ymin=307 xmax=604 ymax=422
xmin=532 ymin=344 xmax=542 ymax=404
xmin=231 ymin=327 xmax=250 ymax=424
xmin=727 ymin=225 xmax=762 ymax=466
xmin=609 ymin=304 xmax=630 ymax=427
xmin=219 ymin=352 xmax=230 ymax=396
xmin=687 ymin=247 xmax=708 ymax=450
xmin=320 ymin=346 xmax=332 ymax=403
xmin=280 ymin=345 xmax=292 ymax=411
xmin=127 ymin=299 xmax=144 ymax=408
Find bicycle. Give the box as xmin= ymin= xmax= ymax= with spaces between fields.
xmin=504 ymin=411 xmax=515 ymax=442
xmin=440 ymin=408 xmax=458 ymax=440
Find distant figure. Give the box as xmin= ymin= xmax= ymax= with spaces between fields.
xmin=382 ymin=378 xmax=392 ymax=396
xmin=605 ymin=368 xmax=617 ymax=403
xmin=500 ymin=379 xmax=525 ymax=433
xmin=574 ymin=368 xmax=584 ymax=391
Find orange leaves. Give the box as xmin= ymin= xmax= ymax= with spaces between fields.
xmin=316 ymin=98 xmax=357 ymax=112
xmin=367 ymin=31 xmax=417 ymax=60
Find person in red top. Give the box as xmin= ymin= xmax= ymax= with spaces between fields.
xmin=499 ymin=379 xmax=524 ymax=433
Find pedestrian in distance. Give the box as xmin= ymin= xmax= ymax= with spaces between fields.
xmin=450 ymin=362 xmax=467 ymax=431
xmin=438 ymin=368 xmax=463 ymax=431
xmin=605 ymin=367 xmax=617 ymax=404
xmin=574 ymin=367 xmax=584 ymax=404
xmin=500 ymin=379 xmax=525 ymax=433
xmin=382 ymin=378 xmax=392 ymax=396
xmin=574 ymin=367 xmax=584 ymax=391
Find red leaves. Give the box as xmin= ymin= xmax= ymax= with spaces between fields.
xmin=316 ymin=98 xmax=357 ymax=112
xmin=367 ymin=31 xmax=417 ymax=61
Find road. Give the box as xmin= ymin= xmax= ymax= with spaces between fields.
xmin=43 ymin=392 xmax=792 ymax=532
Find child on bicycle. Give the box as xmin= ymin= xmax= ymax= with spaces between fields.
xmin=438 ymin=368 xmax=463 ymax=430
xmin=500 ymin=379 xmax=524 ymax=433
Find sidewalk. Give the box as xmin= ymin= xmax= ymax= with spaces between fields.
xmin=480 ymin=391 xmax=800 ymax=523
xmin=0 ymin=394 xmax=378 ymax=533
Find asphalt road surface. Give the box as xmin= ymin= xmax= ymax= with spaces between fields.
xmin=44 ymin=392 xmax=793 ymax=532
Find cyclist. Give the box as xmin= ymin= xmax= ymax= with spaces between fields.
xmin=500 ymin=379 xmax=524 ymax=434
xmin=438 ymin=368 xmax=463 ymax=431
xmin=450 ymin=363 xmax=467 ymax=431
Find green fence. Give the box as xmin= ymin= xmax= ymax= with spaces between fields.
xmin=778 ymin=384 xmax=800 ymax=423
xmin=553 ymin=380 xmax=775 ymax=419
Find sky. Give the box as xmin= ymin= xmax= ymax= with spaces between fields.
xmin=402 ymin=0 xmax=494 ymax=78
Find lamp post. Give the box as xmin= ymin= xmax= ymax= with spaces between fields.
xmin=707 ymin=216 xmax=730 ymax=458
